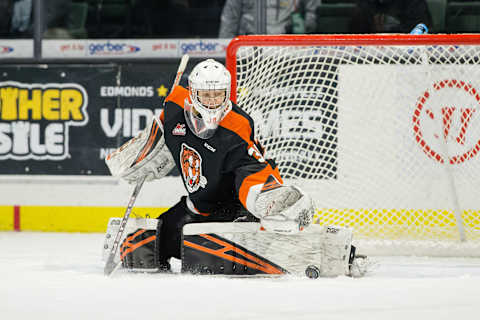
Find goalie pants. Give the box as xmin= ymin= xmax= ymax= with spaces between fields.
xmin=156 ymin=196 xmax=257 ymax=262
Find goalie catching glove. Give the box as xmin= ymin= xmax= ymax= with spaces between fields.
xmin=255 ymin=185 xmax=315 ymax=234
xmin=105 ymin=116 xmax=175 ymax=183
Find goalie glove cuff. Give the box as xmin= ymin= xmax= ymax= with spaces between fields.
xmin=256 ymin=186 xmax=315 ymax=234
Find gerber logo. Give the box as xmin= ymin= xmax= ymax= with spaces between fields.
xmin=0 ymin=81 xmax=88 ymax=160
xmin=0 ymin=46 xmax=14 ymax=54
xmin=88 ymin=41 xmax=140 ymax=56
xmin=179 ymin=40 xmax=226 ymax=56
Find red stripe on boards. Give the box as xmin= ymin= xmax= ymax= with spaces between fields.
xmin=14 ymin=205 xmax=20 ymax=231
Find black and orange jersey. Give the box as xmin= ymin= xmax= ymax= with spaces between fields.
xmin=160 ymin=85 xmax=283 ymax=216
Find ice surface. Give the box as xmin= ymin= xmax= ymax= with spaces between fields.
xmin=1 ymin=232 xmax=479 ymax=320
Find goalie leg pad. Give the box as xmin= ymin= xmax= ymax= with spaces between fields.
xmin=182 ymin=223 xmax=359 ymax=277
xmin=157 ymin=196 xmax=252 ymax=264
xmin=119 ymin=220 xmax=173 ymax=272
xmin=120 ymin=228 xmax=159 ymax=271
xmin=102 ymin=216 xmax=165 ymax=272
xmin=316 ymin=225 xmax=354 ymax=277
xmin=182 ymin=224 xmax=287 ymax=276
xmin=103 ymin=217 xmax=159 ymax=262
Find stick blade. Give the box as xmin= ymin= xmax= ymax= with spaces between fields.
xmin=104 ymin=256 xmax=121 ymax=276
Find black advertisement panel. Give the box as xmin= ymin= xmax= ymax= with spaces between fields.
xmin=0 ymin=63 xmax=187 ymax=175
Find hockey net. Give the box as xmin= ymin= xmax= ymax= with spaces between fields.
xmin=226 ymin=34 xmax=480 ymax=256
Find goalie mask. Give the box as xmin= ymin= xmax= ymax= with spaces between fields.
xmin=185 ymin=59 xmax=232 ymax=139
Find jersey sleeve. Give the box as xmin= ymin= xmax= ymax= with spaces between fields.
xmin=220 ymin=107 xmax=284 ymax=216
xmin=224 ymin=139 xmax=283 ymax=217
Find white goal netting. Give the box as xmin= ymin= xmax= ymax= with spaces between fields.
xmin=227 ymin=35 xmax=480 ymax=256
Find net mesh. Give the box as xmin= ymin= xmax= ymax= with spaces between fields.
xmin=228 ymin=36 xmax=480 ymax=256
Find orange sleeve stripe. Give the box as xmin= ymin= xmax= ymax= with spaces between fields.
xmin=165 ymin=85 xmax=189 ymax=108
xmin=261 ymin=179 xmax=282 ymax=192
xmin=159 ymin=110 xmax=165 ymax=125
xmin=238 ymin=164 xmax=282 ymax=209
xmin=219 ymin=110 xmax=252 ymax=145
xmin=273 ymin=166 xmax=283 ymax=184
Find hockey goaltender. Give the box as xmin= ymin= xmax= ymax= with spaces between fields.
xmin=104 ymin=58 xmax=368 ymax=278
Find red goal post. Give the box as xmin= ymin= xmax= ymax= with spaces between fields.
xmin=226 ymin=34 xmax=480 ymax=256
xmin=226 ymin=34 xmax=480 ymax=103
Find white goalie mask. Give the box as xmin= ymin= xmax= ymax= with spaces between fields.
xmin=185 ymin=59 xmax=232 ymax=139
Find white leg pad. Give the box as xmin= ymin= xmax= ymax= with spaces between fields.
xmin=316 ymin=225 xmax=353 ymax=277
xmin=182 ymin=222 xmax=354 ymax=277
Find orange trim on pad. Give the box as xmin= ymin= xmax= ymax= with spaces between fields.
xmin=120 ymin=229 xmax=158 ymax=260
xmin=183 ymin=233 xmax=285 ymax=275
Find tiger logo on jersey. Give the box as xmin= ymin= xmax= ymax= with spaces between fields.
xmin=180 ymin=143 xmax=207 ymax=193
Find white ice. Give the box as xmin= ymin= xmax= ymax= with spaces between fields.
xmin=1 ymin=232 xmax=480 ymax=320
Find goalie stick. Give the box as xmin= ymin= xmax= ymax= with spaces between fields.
xmin=103 ymin=176 xmax=146 ymax=276
xmin=104 ymin=54 xmax=190 ymax=276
